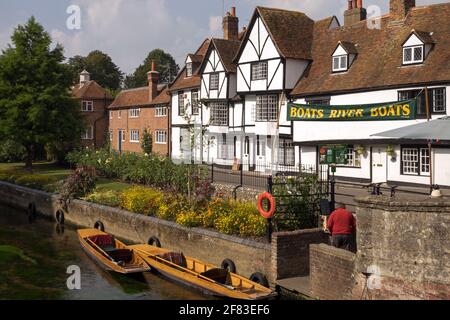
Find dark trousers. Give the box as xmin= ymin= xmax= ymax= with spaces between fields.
xmin=331 ymin=234 xmax=355 ymax=252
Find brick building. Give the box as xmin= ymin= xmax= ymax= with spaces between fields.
xmin=72 ymin=70 xmax=114 ymax=148
xmin=108 ymin=63 xmax=171 ymax=156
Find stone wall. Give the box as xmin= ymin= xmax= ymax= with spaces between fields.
xmin=0 ymin=181 xmax=272 ymax=283
xmin=271 ymin=229 xmax=329 ymax=280
xmin=310 ymin=244 xmax=356 ymax=300
xmin=354 ymin=196 xmax=450 ymax=300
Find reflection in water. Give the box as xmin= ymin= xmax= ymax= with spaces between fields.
xmin=0 ymin=204 xmax=211 ymax=300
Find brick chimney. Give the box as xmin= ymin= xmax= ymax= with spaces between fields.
xmin=344 ymin=0 xmax=367 ymax=26
xmin=147 ymin=61 xmax=159 ymax=101
xmin=390 ymin=0 xmax=416 ymax=20
xmin=223 ymin=7 xmax=239 ymax=41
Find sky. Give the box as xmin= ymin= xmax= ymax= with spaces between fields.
xmin=0 ymin=0 xmax=447 ymax=75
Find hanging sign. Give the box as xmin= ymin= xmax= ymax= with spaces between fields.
xmin=287 ymin=99 xmax=417 ymax=121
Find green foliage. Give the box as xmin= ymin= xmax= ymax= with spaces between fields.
xmin=141 ymin=129 xmax=153 ymax=155
xmin=67 ymin=50 xmax=123 ymax=91
xmin=176 ymin=210 xmax=202 ymax=228
xmin=83 ymin=190 xmax=122 ymax=207
xmin=58 ymin=165 xmax=96 ymax=203
xmin=272 ymin=174 xmax=322 ymax=231
xmin=0 ymin=17 xmax=84 ymax=168
xmin=15 ymin=174 xmax=53 ymax=190
xmin=0 ymin=140 xmax=26 ymax=163
xmin=123 ymin=49 xmax=179 ymax=89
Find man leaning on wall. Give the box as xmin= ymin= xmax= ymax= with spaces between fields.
xmin=326 ymin=203 xmax=357 ymax=252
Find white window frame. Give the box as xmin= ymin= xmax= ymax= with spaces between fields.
xmin=191 ymin=90 xmax=200 ymax=115
xmin=401 ymin=147 xmax=430 ymax=176
xmin=251 ymin=61 xmax=268 ymax=81
xmin=209 ymin=73 xmax=219 ymax=90
xmin=256 ymin=94 xmax=278 ymax=122
xmin=109 ymin=111 xmax=113 ymax=119
xmin=81 ymin=100 xmax=94 ymax=112
xmin=278 ymin=138 xmax=295 ymax=166
xmin=178 ymin=92 xmax=185 ymax=116
xmin=155 ymin=106 xmax=167 ymax=117
xmin=82 ymin=126 xmax=94 ymax=140
xmin=210 ymin=102 xmax=228 ymax=126
xmin=341 ymin=146 xmax=361 ymax=168
xmin=186 ymin=63 xmax=193 ymax=77
xmin=118 ymin=111 xmax=122 ymax=119
xmin=332 ymin=55 xmax=348 ymax=72
xmin=130 ymin=129 xmax=140 ymax=143
xmin=128 ymin=108 xmax=140 ymax=118
xmin=403 ymin=45 xmax=424 ymax=65
xmin=155 ymin=130 xmax=168 ymax=144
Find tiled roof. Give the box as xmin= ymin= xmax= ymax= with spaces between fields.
xmin=234 ymin=7 xmax=314 ymax=62
xmin=212 ymin=38 xmax=241 ymax=73
xmin=168 ymin=39 xmax=210 ymax=92
xmin=71 ymin=81 xmax=113 ymax=100
xmin=108 ymin=84 xmax=169 ymax=109
xmin=291 ymin=3 xmax=450 ymax=97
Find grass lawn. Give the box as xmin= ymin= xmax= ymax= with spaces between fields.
xmin=0 ymin=162 xmax=71 ymax=181
xmin=95 ymin=178 xmax=133 ymax=193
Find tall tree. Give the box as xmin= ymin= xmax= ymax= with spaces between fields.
xmin=124 ymin=49 xmax=179 ymax=89
xmin=0 ymin=17 xmax=84 ymax=169
xmin=68 ymin=50 xmax=123 ymax=91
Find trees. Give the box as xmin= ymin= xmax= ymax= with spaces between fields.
xmin=124 ymin=49 xmax=179 ymax=89
xmin=68 ymin=50 xmax=123 ymax=91
xmin=0 ymin=17 xmax=84 ymax=169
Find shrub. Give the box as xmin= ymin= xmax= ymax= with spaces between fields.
xmin=83 ymin=190 xmax=122 ymax=207
xmin=15 ymin=174 xmax=53 ymax=190
xmin=58 ymin=165 xmax=96 ymax=203
xmin=0 ymin=140 xmax=26 ymax=163
xmin=120 ymin=186 xmax=163 ymax=216
xmin=141 ymin=129 xmax=153 ymax=155
xmin=176 ymin=210 xmax=202 ymax=228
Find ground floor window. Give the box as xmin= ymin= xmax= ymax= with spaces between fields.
xmin=155 ymin=130 xmax=167 ymax=144
xmin=130 ymin=129 xmax=140 ymax=143
xmin=279 ymin=138 xmax=295 ymax=166
xmin=82 ymin=126 xmax=93 ymax=140
xmin=218 ymin=133 xmax=229 ymax=160
xmin=344 ymin=146 xmax=361 ymax=167
xmin=401 ymin=146 xmax=430 ymax=175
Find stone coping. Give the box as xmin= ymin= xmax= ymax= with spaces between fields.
xmin=354 ymin=195 xmax=450 ymax=212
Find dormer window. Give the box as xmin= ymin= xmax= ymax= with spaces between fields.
xmin=332 ymin=55 xmax=348 ymax=72
xmin=403 ymin=46 xmax=423 ymax=64
xmin=186 ymin=63 xmax=193 ymax=77
xmin=332 ymin=42 xmax=357 ymax=73
xmin=402 ymin=30 xmax=434 ymax=66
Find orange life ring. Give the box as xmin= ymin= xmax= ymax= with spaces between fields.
xmin=257 ymin=192 xmax=276 ymax=219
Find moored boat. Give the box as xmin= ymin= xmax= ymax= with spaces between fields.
xmin=78 ymin=229 xmax=150 ymax=274
xmin=130 ymin=244 xmax=277 ymax=300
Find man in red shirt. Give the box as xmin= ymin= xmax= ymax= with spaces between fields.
xmin=327 ymin=203 xmax=356 ymax=252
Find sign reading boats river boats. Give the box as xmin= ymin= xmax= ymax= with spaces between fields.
xmin=287 ymin=98 xmax=417 ymax=121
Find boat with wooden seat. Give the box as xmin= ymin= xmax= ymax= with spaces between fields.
xmin=129 ymin=244 xmax=277 ymax=300
xmin=77 ymin=229 xmax=150 ymax=274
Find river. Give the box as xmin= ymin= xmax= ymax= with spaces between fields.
xmin=0 ymin=204 xmax=212 ymax=300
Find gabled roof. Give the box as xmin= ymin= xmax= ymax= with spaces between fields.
xmin=71 ymin=81 xmax=113 ymax=100
xmin=108 ymin=84 xmax=169 ymax=109
xmin=234 ymin=6 xmax=315 ymax=62
xmin=402 ymin=29 xmax=435 ymax=45
xmin=291 ymin=2 xmax=450 ymax=97
xmin=336 ymin=41 xmax=358 ymax=55
xmin=168 ymin=39 xmax=210 ymax=93
xmin=199 ymin=38 xmax=241 ymax=74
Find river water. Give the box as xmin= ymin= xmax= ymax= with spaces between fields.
xmin=0 ymin=204 xmax=211 ymax=300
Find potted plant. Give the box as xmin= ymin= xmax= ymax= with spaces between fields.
xmin=386 ymin=144 xmax=397 ymax=161
xmin=355 ymin=145 xmax=366 ymax=157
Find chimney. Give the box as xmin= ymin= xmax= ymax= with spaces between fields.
xmin=223 ymin=6 xmax=239 ymax=41
xmin=344 ymin=0 xmax=367 ymax=26
xmin=79 ymin=69 xmax=90 ymax=86
xmin=390 ymin=0 xmax=416 ymax=20
xmin=147 ymin=61 xmax=159 ymax=101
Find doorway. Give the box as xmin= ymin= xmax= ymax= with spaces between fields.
xmin=371 ymin=146 xmax=387 ymax=183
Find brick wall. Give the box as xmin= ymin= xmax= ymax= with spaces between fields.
xmin=109 ymin=105 xmax=169 ymax=156
xmin=310 ymin=243 xmax=356 ymax=300
xmin=80 ymin=98 xmax=112 ymax=148
xmin=271 ymin=229 xmax=329 ymax=280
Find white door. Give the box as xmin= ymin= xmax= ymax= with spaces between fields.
xmin=372 ymin=147 xmax=387 ymax=183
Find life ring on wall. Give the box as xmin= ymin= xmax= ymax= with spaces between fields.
xmin=148 ymin=236 xmax=161 ymax=248
xmin=94 ymin=220 xmax=105 ymax=232
xmin=257 ymin=192 xmax=276 ymax=219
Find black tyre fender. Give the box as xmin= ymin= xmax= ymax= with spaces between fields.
xmin=55 ymin=209 xmax=65 ymax=225
xmin=27 ymin=203 xmax=36 ymax=218
xmin=148 ymin=236 xmax=161 ymax=248
xmin=249 ymin=272 xmax=270 ymax=288
xmin=221 ymin=259 xmax=237 ymax=273
xmin=94 ymin=220 xmax=105 ymax=232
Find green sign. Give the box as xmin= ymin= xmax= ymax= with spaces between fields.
xmin=319 ymin=145 xmax=348 ymax=165
xmin=288 ymin=99 xmax=417 ymax=121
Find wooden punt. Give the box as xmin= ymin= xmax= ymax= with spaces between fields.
xmin=77 ymin=229 xmax=150 ymax=274
xmin=130 ymin=244 xmax=277 ymax=300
